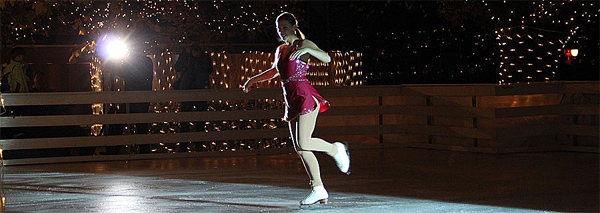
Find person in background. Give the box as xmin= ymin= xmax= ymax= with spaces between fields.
xmin=118 ymin=50 xmax=154 ymax=134
xmin=2 ymin=47 xmax=30 ymax=93
xmin=30 ymin=70 xmax=51 ymax=92
xmin=174 ymin=44 xmax=213 ymax=134
xmin=242 ymin=12 xmax=350 ymax=206
xmin=174 ymin=44 xmax=212 ymax=91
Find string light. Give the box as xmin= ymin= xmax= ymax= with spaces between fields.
xmin=3 ymin=1 xmax=292 ymax=53
xmin=90 ymin=53 xmax=104 ymax=136
xmin=365 ymin=1 xmax=596 ymax=85
xmin=494 ymin=1 xmax=596 ymax=84
xmin=496 ymin=26 xmax=564 ymax=84
xmin=211 ymin=51 xmax=363 ymax=89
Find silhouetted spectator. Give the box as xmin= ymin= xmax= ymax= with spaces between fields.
xmin=30 ymin=70 xmax=51 ymax=92
xmin=2 ymin=47 xmax=30 ymax=93
xmin=174 ymin=45 xmax=213 ymax=133
xmin=174 ymin=45 xmax=212 ymax=91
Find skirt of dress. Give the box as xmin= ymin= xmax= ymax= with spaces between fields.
xmin=282 ymin=81 xmax=330 ymax=122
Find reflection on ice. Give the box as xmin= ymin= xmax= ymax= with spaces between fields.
xmin=0 ymin=145 xmax=4 ymax=212
xmin=2 ymin=147 xmax=596 ymax=212
xmin=4 ymin=172 xmax=552 ymax=213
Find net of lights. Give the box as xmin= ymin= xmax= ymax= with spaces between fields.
xmin=90 ymin=54 xmax=104 ymax=136
xmin=87 ymin=40 xmax=313 ymax=153
xmin=496 ymin=25 xmax=565 ymax=83
xmin=210 ymin=51 xmax=363 ymax=90
xmin=488 ymin=1 xmax=597 ymax=84
xmin=363 ymin=1 xmax=597 ymax=85
xmin=88 ymin=47 xmax=295 ymax=153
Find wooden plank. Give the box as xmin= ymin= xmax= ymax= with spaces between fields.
xmin=560 ymin=81 xmax=600 ymax=94
xmin=1 ymin=105 xmax=499 ymax=128
xmin=380 ymin=106 xmax=495 ymax=118
xmin=399 ymin=143 xmax=500 ymax=153
xmin=319 ymin=86 xmax=403 ymax=97
xmin=0 ymin=128 xmax=291 ymax=150
xmin=560 ymin=146 xmax=599 ymax=153
xmin=2 ymin=89 xmax=283 ymax=106
xmin=3 ymin=147 xmax=294 ymax=166
xmin=3 ymin=82 xmax=596 ymax=107
xmin=2 ymin=86 xmax=402 ymax=106
xmin=559 ymin=125 xmax=599 ymax=137
xmin=497 ymin=146 xmax=562 ymax=154
xmin=561 ymin=105 xmax=600 ymax=115
xmin=314 ymin=124 xmax=494 ymax=139
xmin=494 ymin=105 xmax=561 ymax=118
xmin=323 ymin=105 xmax=495 ymax=118
xmin=0 ymin=109 xmax=284 ymax=127
xmin=3 ymin=123 xmax=496 ymax=150
xmin=321 ymin=106 xmax=380 ymax=116
xmin=494 ymin=83 xmax=560 ymax=96
xmin=401 ymin=84 xmax=496 ymax=96
xmin=400 ymin=125 xmax=494 ymax=139
xmin=495 ymin=125 xmax=557 ymax=138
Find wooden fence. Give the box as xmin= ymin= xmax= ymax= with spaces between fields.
xmin=0 ymin=82 xmax=597 ymax=165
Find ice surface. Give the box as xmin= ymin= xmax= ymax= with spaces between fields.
xmin=2 ymin=148 xmax=597 ymax=212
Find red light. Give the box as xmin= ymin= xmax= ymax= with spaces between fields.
xmin=564 ymin=49 xmax=572 ymax=57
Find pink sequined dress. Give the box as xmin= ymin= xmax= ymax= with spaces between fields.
xmin=278 ymin=41 xmax=330 ymax=122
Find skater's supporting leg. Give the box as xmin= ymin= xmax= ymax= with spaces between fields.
xmin=297 ymin=150 xmax=324 ymax=187
xmin=290 ymin=121 xmax=323 ymax=187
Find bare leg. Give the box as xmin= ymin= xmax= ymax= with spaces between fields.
xmin=288 ymin=97 xmax=337 ymax=187
xmin=289 ymin=123 xmax=324 ymax=187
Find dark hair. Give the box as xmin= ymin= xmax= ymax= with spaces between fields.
xmin=10 ymin=47 xmax=25 ymax=60
xmin=276 ymin=12 xmax=305 ymax=40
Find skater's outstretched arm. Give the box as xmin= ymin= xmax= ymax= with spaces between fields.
xmin=242 ymin=45 xmax=282 ymax=93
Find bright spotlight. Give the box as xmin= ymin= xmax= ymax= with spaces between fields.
xmin=97 ymin=35 xmax=130 ymax=61
xmin=106 ymin=39 xmax=129 ymax=59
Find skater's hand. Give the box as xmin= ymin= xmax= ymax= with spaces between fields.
xmin=289 ymin=47 xmax=311 ymax=61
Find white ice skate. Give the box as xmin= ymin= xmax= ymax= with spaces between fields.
xmin=300 ymin=185 xmax=329 ymax=206
xmin=333 ymin=142 xmax=351 ymax=175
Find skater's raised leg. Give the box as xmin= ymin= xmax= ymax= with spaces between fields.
xmin=297 ymin=97 xmax=350 ymax=174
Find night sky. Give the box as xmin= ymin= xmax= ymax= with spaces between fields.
xmin=1 ymin=1 xmax=598 ymax=85
xmin=294 ymin=1 xmax=599 ymax=84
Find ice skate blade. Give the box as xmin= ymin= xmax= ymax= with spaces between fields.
xmin=300 ymin=198 xmax=328 ymax=207
xmin=343 ymin=142 xmax=351 ymax=175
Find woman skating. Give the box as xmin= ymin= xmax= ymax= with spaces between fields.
xmin=242 ymin=12 xmax=351 ymax=206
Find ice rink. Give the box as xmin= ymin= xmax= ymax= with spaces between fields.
xmin=3 ymin=147 xmax=598 ymax=212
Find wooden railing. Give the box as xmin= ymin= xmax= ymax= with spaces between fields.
xmin=0 ymin=82 xmax=597 ymax=165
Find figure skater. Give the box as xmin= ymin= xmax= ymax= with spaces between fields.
xmin=242 ymin=12 xmax=350 ymax=206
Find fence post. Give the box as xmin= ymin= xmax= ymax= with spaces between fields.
xmin=472 ymin=96 xmax=479 ymax=148
xmin=379 ymin=95 xmax=384 ymax=146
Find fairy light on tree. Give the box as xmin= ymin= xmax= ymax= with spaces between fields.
xmin=1 ymin=1 xmax=293 ymax=51
xmin=209 ymin=51 xmax=363 ymax=90
xmin=491 ymin=1 xmax=598 ymax=83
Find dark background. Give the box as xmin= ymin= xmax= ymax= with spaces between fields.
xmin=1 ymin=1 xmax=598 ymax=85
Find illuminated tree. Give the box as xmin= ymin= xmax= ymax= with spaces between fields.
xmin=1 ymin=1 xmax=300 ymax=53
xmin=438 ymin=1 xmax=598 ymax=83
